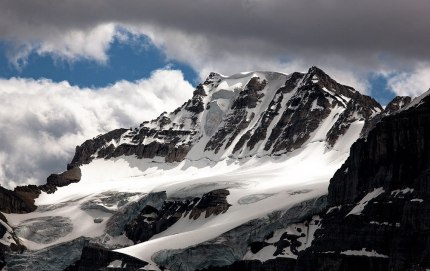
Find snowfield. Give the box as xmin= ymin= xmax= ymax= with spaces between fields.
xmin=5 ymin=135 xmax=357 ymax=265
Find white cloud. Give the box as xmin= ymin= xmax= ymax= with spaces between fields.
xmin=37 ymin=23 xmax=116 ymax=63
xmin=386 ymin=64 xmax=430 ymax=97
xmin=7 ymin=23 xmax=117 ymax=67
xmin=0 ymin=69 xmax=194 ymax=188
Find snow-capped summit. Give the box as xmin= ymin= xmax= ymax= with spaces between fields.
xmin=67 ymin=66 xmax=382 ymax=169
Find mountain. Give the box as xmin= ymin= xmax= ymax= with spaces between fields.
xmin=0 ymin=67 xmax=423 ymax=271
xmin=67 ymin=66 xmax=381 ymax=167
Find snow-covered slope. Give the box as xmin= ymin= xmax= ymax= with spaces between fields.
xmin=2 ymin=67 xmax=384 ymax=270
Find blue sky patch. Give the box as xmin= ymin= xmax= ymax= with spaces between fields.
xmin=368 ymin=73 xmax=395 ymax=106
xmin=0 ymin=34 xmax=198 ymax=88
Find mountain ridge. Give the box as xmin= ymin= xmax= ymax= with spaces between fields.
xmin=67 ymin=66 xmax=382 ymax=169
xmin=0 ymin=66 xmax=424 ymax=271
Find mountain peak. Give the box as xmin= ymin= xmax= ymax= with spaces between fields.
xmin=307 ymin=65 xmax=327 ymax=76
xmin=305 ymin=66 xmax=333 ymax=85
xmin=64 ymin=68 xmax=384 ymax=170
xmin=203 ymin=72 xmax=223 ymax=85
xmin=301 ymin=66 xmax=360 ymax=101
xmin=305 ymin=66 xmax=336 ymax=84
xmin=384 ymin=96 xmax=412 ymax=114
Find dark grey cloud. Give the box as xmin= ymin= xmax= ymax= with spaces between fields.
xmin=1 ymin=0 xmax=429 ymax=67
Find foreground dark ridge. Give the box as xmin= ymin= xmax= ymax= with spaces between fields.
xmin=297 ymin=92 xmax=430 ymax=271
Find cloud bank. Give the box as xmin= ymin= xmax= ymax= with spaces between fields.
xmin=1 ymin=0 xmax=430 ymax=94
xmin=0 ymin=69 xmax=193 ymax=188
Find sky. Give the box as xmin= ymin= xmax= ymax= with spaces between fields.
xmin=1 ymin=0 xmax=430 ymax=188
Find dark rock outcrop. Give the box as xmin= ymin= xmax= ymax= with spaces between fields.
xmin=297 ymin=253 xmax=389 ymax=271
xmin=68 ymin=128 xmax=129 ymax=168
xmin=0 ymin=167 xmax=82 ymax=214
xmin=124 ymin=198 xmax=199 ymax=243
xmin=198 ymin=258 xmax=297 ymax=271
xmin=0 ymin=217 xmax=9 ymax=269
xmin=360 ymin=95 xmax=411 ymax=139
xmin=189 ymin=189 xmax=231 ymax=219
xmin=124 ymin=189 xmax=231 ymax=244
xmin=46 ymin=167 xmax=81 ymax=187
xmin=0 ymin=245 xmax=5 ymax=269
xmin=384 ymin=96 xmax=412 ymax=115
xmin=105 ymin=191 xmax=167 ymax=237
xmin=0 ymin=186 xmax=39 ymax=213
xmin=65 ymin=246 xmax=148 ymax=271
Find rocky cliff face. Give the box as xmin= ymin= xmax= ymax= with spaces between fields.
xmin=328 ymin=93 xmax=430 ymax=205
xmin=46 ymin=167 xmax=81 ymax=187
xmin=0 ymin=186 xmax=38 ymax=214
xmin=294 ymin=91 xmax=430 ymax=271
